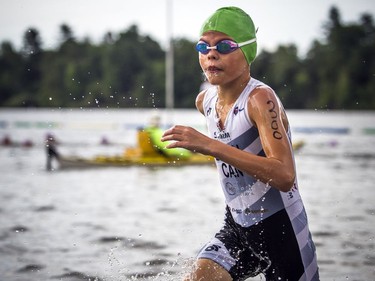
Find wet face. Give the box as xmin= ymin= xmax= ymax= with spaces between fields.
xmin=198 ymin=31 xmax=250 ymax=86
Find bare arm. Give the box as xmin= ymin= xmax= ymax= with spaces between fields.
xmin=214 ymin=86 xmax=296 ymax=191
xmin=161 ymin=87 xmax=295 ymax=192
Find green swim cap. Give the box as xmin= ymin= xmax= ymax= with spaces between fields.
xmin=200 ymin=6 xmax=257 ymax=64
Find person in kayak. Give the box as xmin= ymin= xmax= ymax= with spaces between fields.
xmin=161 ymin=6 xmax=319 ymax=281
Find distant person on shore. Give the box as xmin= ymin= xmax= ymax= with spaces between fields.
xmin=161 ymin=6 xmax=319 ymax=280
xmin=45 ymin=133 xmax=60 ymax=171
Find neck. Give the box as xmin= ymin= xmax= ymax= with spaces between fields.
xmin=217 ymin=74 xmax=251 ymax=104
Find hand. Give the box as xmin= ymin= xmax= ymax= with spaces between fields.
xmin=161 ymin=125 xmax=211 ymax=155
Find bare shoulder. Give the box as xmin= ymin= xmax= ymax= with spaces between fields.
xmin=249 ymin=85 xmax=277 ymax=106
xmin=247 ymin=85 xmax=289 ymax=130
xmin=195 ymin=90 xmax=207 ymax=114
xmin=248 ymin=86 xmax=278 ymax=119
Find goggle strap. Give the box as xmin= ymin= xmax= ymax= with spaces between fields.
xmin=237 ymin=38 xmax=257 ymax=48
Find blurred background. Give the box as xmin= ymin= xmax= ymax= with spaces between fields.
xmin=0 ymin=0 xmax=375 ymax=109
xmin=0 ymin=0 xmax=374 ymax=280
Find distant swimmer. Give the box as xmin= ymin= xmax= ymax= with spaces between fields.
xmin=1 ymin=135 xmax=12 ymax=146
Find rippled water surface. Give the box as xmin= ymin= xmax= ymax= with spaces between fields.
xmin=0 ymin=109 xmax=374 ymax=280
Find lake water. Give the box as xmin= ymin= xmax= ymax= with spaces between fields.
xmin=0 ymin=108 xmax=374 ymax=281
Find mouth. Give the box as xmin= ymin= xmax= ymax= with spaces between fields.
xmin=206 ymin=66 xmax=222 ymax=73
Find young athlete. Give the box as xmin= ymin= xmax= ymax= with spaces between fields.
xmin=161 ymin=6 xmax=319 ymax=281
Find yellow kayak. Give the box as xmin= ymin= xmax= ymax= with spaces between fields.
xmin=58 ymin=130 xmax=214 ymax=169
xmin=58 ymin=130 xmax=304 ymax=169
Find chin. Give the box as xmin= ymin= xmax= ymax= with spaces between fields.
xmin=206 ymin=76 xmax=222 ymax=85
xmin=208 ymin=81 xmax=220 ymax=86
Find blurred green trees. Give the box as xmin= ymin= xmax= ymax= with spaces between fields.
xmin=252 ymin=7 xmax=375 ymax=110
xmin=0 ymin=6 xmax=374 ymax=109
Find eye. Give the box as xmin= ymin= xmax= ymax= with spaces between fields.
xmin=216 ymin=40 xmax=238 ymax=54
xmin=216 ymin=41 xmax=232 ymax=53
xmin=195 ymin=41 xmax=209 ymax=54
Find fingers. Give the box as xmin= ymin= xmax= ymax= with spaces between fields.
xmin=160 ymin=125 xmax=204 ymax=152
xmin=161 ymin=125 xmax=185 ymax=142
xmin=161 ymin=125 xmax=176 ymax=139
xmin=161 ymin=125 xmax=193 ymax=150
xmin=165 ymin=141 xmax=178 ymax=149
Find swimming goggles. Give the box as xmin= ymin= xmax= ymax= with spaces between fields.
xmin=195 ymin=38 xmax=256 ymax=55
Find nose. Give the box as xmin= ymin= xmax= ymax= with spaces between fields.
xmin=206 ymin=49 xmax=219 ymax=60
